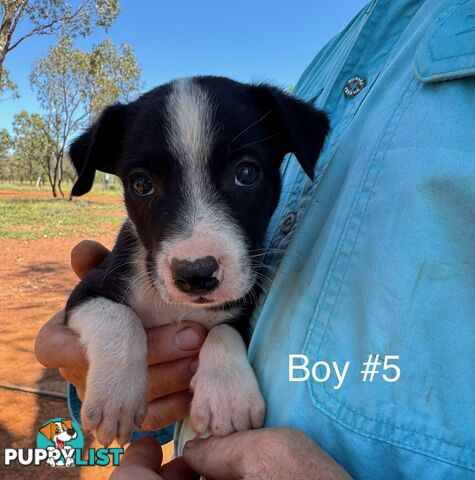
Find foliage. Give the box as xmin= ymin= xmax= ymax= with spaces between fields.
xmin=9 ymin=111 xmax=53 ymax=182
xmin=29 ymin=37 xmax=141 ymax=197
xmin=0 ymin=0 xmax=120 ymax=97
xmin=0 ymin=128 xmax=12 ymax=177
xmin=0 ymin=127 xmax=11 ymax=156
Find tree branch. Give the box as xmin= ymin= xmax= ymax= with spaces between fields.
xmin=6 ymin=4 xmax=84 ymax=53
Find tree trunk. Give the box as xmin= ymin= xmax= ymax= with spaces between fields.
xmin=0 ymin=1 xmax=29 ymax=73
xmin=57 ymin=151 xmax=65 ymax=198
xmin=0 ymin=7 xmax=15 ymax=73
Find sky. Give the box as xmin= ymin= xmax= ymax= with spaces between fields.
xmin=0 ymin=0 xmax=368 ymax=134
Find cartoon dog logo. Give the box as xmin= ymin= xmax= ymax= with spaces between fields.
xmin=38 ymin=419 xmax=78 ymax=467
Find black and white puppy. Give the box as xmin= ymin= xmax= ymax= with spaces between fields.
xmin=66 ymin=76 xmax=329 ymax=446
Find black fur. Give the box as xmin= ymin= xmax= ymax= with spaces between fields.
xmin=66 ymin=76 xmax=329 ymax=329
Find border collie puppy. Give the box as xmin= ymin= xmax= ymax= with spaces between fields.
xmin=66 ymin=76 xmax=329 ymax=446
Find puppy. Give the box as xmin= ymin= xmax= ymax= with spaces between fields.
xmin=66 ymin=76 xmax=329 ymax=446
xmin=39 ymin=419 xmax=77 ymax=467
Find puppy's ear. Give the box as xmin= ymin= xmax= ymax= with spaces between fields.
xmin=251 ymin=85 xmax=330 ymax=178
xmin=62 ymin=419 xmax=73 ymax=430
xmin=69 ymin=103 xmax=129 ymax=196
xmin=39 ymin=422 xmax=55 ymax=441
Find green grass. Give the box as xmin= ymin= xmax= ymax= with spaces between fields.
xmin=0 ymin=181 xmax=123 ymax=196
xmin=0 ymin=198 xmax=125 ymax=240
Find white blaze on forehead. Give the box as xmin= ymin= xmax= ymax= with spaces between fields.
xmin=166 ymin=78 xmax=217 ymax=225
xmin=156 ymin=78 xmax=253 ymax=304
xmin=166 ymin=78 xmax=215 ymax=173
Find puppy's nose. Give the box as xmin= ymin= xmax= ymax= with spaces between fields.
xmin=171 ymin=256 xmax=219 ymax=294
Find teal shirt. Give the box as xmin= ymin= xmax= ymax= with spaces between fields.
xmin=248 ymin=0 xmax=475 ymax=478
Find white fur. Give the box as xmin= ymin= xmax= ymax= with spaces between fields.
xmin=190 ymin=324 xmax=265 ymax=436
xmin=157 ymin=79 xmax=253 ymax=305
xmin=68 ymin=298 xmax=148 ymax=446
xmin=127 ymin=238 xmax=242 ymax=327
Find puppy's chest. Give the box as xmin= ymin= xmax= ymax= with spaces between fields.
xmin=128 ymin=287 xmax=239 ymax=331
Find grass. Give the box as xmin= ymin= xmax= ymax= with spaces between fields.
xmin=0 ymin=197 xmax=125 ymax=240
xmin=0 ymin=181 xmax=123 ymax=196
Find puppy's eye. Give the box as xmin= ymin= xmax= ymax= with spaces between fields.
xmin=130 ymin=173 xmax=154 ymax=196
xmin=234 ymin=162 xmax=260 ymax=187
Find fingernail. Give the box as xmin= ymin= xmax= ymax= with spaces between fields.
xmin=190 ymin=357 xmax=199 ymax=374
xmin=184 ymin=439 xmax=197 ymax=450
xmin=176 ymin=327 xmax=202 ymax=351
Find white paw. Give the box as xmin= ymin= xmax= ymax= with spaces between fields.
xmin=190 ymin=362 xmax=265 ymax=436
xmin=81 ymin=366 xmax=147 ymax=446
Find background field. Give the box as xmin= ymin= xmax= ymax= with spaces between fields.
xmin=0 ymin=184 xmax=173 ymax=479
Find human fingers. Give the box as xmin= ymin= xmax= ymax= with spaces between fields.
xmin=146 ymin=322 xmax=206 ymax=365
xmin=109 ymin=436 xmax=163 ymax=480
xmin=71 ymin=240 xmax=110 ymax=279
xmin=35 ymin=310 xmax=87 ymax=369
xmin=140 ymin=390 xmax=192 ymax=431
xmin=146 ymin=356 xmax=198 ymax=402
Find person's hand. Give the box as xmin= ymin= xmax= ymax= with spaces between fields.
xmin=183 ymin=427 xmax=352 ymax=480
xmin=110 ymin=436 xmax=198 ymax=480
xmin=35 ymin=240 xmax=207 ymax=431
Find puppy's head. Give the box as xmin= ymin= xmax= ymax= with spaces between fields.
xmin=69 ymin=76 xmax=329 ymax=306
xmin=39 ymin=420 xmax=77 ymax=442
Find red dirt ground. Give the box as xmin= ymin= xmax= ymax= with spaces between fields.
xmin=0 ymin=194 xmax=173 ymax=479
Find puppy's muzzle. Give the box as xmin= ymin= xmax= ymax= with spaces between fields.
xmin=171 ymin=256 xmax=219 ymax=295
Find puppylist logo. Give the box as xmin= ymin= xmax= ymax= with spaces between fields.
xmin=3 ymin=417 xmax=123 ymax=468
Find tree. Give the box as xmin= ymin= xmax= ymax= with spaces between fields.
xmin=30 ymin=37 xmax=141 ymax=197
xmin=0 ymin=127 xmax=10 ymax=157
xmin=0 ymin=128 xmax=11 ymax=179
xmin=0 ymin=0 xmax=119 ymax=96
xmin=10 ymin=111 xmax=55 ymax=185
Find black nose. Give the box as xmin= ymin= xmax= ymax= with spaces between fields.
xmin=67 ymin=428 xmax=76 ymax=436
xmin=171 ymin=256 xmax=219 ymax=294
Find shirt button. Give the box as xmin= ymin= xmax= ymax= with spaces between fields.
xmin=343 ymin=75 xmax=366 ymax=97
xmin=280 ymin=213 xmax=297 ymax=234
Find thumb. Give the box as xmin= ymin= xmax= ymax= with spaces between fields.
xmin=110 ymin=436 xmax=163 ymax=480
xmin=183 ymin=432 xmax=254 ymax=480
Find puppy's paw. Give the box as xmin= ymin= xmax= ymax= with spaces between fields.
xmin=81 ymin=368 xmax=147 ymax=446
xmin=190 ymin=362 xmax=265 ymax=437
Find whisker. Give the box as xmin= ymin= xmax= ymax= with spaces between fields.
xmin=230 ymin=133 xmax=280 ymax=154
xmin=230 ymin=110 xmax=272 ymax=144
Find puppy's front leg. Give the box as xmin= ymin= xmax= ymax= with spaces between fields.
xmin=68 ymin=297 xmax=147 ymax=446
xmin=190 ymin=323 xmax=265 ymax=436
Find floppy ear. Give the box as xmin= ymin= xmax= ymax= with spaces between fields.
xmin=69 ymin=103 xmax=129 ymax=197
xmin=251 ymin=85 xmax=330 ymax=178
xmin=39 ymin=422 xmax=56 ymax=441
xmin=62 ymin=419 xmax=73 ymax=430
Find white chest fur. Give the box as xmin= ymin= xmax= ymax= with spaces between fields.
xmin=128 ymin=283 xmax=240 ymax=331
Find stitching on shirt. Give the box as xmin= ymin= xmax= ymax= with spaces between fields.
xmin=302 ymin=74 xmax=475 ymax=469
xmin=425 ymin=0 xmax=471 ymax=63
xmin=321 ymin=385 xmax=475 ymax=460
xmin=312 ymin=393 xmax=475 ymax=470
xmin=302 ymin=77 xmax=414 ymax=358
xmin=414 ymin=0 xmax=475 ymax=81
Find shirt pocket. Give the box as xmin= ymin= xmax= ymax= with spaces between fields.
xmin=413 ymin=0 xmax=475 ymax=83
xmin=303 ymin=5 xmax=475 ymax=472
